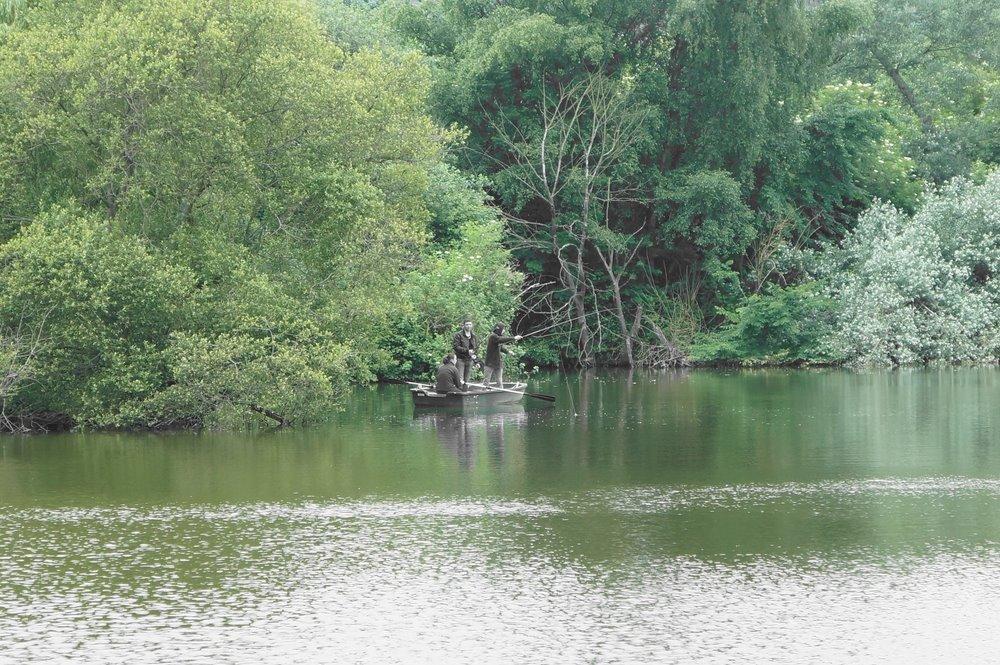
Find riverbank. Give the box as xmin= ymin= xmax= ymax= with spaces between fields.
xmin=8 ymin=362 xmax=1000 ymax=434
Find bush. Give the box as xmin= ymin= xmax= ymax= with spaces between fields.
xmin=0 ymin=208 xmax=192 ymax=426
xmin=657 ymin=170 xmax=756 ymax=260
xmin=0 ymin=208 xmax=366 ymax=429
xmin=690 ymin=283 xmax=838 ymax=365
xmin=378 ymin=213 xmax=522 ymax=380
xmin=140 ymin=331 xmax=357 ymax=429
xmin=816 ymin=170 xmax=1000 ymax=365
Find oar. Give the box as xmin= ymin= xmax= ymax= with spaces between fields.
xmin=466 ymin=381 xmax=556 ymax=403
xmin=406 ymin=381 xmax=432 ymax=389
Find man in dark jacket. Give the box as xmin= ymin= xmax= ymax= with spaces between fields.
xmin=435 ymin=353 xmax=465 ymax=394
xmin=483 ymin=323 xmax=521 ymax=387
xmin=452 ymin=320 xmax=478 ymax=384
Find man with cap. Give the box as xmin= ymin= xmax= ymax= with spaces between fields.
xmin=483 ymin=323 xmax=521 ymax=387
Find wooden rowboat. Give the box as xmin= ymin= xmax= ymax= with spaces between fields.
xmin=410 ymin=382 xmax=527 ymax=408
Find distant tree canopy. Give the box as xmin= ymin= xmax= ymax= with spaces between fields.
xmin=0 ymin=0 xmax=438 ymax=257
xmin=836 ymin=0 xmax=1000 ymax=181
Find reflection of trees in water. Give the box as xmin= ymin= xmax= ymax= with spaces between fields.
xmin=412 ymin=407 xmax=528 ymax=469
xmin=559 ymin=368 xmax=694 ymax=468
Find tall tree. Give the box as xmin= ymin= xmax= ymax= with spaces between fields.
xmin=837 ymin=0 xmax=999 ymax=179
xmin=489 ymin=75 xmax=647 ymax=365
xmin=386 ymin=0 xmax=859 ymax=363
xmin=0 ymin=0 xmax=519 ymax=427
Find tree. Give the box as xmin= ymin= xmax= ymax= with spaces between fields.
xmin=0 ymin=0 xmax=520 ymax=427
xmin=842 ymin=0 xmax=997 ymax=131
xmin=816 ymin=170 xmax=1000 ymax=366
xmin=489 ymin=75 xmax=647 ymax=365
xmin=387 ymin=0 xmax=867 ymax=365
xmin=0 ymin=0 xmax=442 ymax=259
xmin=837 ymin=0 xmax=1000 ymax=179
xmin=0 ymin=312 xmax=49 ymax=432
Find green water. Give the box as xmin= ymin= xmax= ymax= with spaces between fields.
xmin=3 ymin=369 xmax=1000 ymax=663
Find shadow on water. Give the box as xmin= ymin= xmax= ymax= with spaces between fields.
xmin=411 ymin=405 xmax=528 ymax=469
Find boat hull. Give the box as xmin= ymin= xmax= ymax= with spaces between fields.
xmin=411 ymin=383 xmax=526 ymax=408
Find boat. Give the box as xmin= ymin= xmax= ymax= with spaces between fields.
xmin=410 ymin=382 xmax=527 ymax=408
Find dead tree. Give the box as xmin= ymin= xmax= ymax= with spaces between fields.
xmin=0 ymin=311 xmax=49 ymax=433
xmin=592 ymin=219 xmax=646 ymax=366
xmin=487 ymin=74 xmax=647 ymax=365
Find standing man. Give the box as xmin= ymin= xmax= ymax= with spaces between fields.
xmin=452 ymin=320 xmax=478 ymax=385
xmin=483 ymin=323 xmax=521 ymax=387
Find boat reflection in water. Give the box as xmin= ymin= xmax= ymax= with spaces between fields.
xmin=412 ymin=405 xmax=528 ymax=469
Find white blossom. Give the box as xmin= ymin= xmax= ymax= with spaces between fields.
xmin=817 ymin=171 xmax=1000 ymax=366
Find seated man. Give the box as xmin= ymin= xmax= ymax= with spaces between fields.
xmin=434 ymin=353 xmax=466 ymax=394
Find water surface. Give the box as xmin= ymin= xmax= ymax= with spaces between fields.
xmin=2 ymin=369 xmax=1000 ymax=663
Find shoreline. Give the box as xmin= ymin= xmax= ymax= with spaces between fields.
xmin=7 ymin=363 xmax=999 ymax=435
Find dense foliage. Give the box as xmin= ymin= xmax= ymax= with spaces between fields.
xmin=1 ymin=0 xmax=998 ymax=430
xmin=380 ymin=168 xmax=523 ymax=379
xmin=689 ymin=283 xmax=838 ymax=365
xmin=0 ymin=0 xmax=518 ymax=430
xmin=374 ymin=0 xmax=997 ymax=367
xmin=836 ymin=0 xmax=999 ymax=182
xmin=818 ymin=171 xmax=1000 ymax=366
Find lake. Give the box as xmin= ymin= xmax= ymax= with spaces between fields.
xmin=2 ymin=368 xmax=1000 ymax=663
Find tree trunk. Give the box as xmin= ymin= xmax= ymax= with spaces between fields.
xmin=572 ymin=287 xmax=592 ymax=366
xmin=577 ymin=193 xmax=594 ymax=367
xmin=570 ymin=238 xmax=592 ymax=366
xmin=549 ymin=197 xmax=593 ymax=367
xmin=644 ymin=313 xmax=689 ymax=367
xmin=662 ymin=37 xmax=688 ymax=171
xmin=608 ymin=274 xmax=633 ymax=367
xmin=874 ymin=52 xmax=935 ymax=134
xmin=249 ymin=403 xmax=289 ymax=427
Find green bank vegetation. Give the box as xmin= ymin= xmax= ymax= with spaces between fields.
xmin=0 ymin=0 xmax=997 ymax=430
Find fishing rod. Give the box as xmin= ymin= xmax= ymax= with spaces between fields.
xmin=466 ymin=382 xmax=556 ymax=403
xmin=515 ymin=304 xmax=624 ymax=339
xmin=515 ymin=319 xmax=567 ymax=339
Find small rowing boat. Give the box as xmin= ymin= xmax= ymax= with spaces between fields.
xmin=409 ymin=382 xmax=527 ymax=408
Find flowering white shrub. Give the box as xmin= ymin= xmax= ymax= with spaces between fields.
xmin=817 ymin=170 xmax=1000 ymax=365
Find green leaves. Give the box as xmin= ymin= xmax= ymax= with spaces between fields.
xmin=659 ymin=170 xmax=755 ymax=258
xmin=380 ymin=210 xmax=523 ymax=379
xmin=144 ymin=331 xmax=356 ymax=429
xmin=0 ymin=0 xmax=445 ymax=255
xmin=819 ymin=171 xmax=1000 ymax=366
xmin=0 ymin=204 xmax=378 ymax=428
xmin=836 ymin=0 xmax=999 ymax=181
xmin=796 ymin=81 xmax=922 ymax=233
xmin=0 ymin=207 xmax=193 ymax=424
xmin=0 ymin=0 xmax=521 ymax=427
xmin=690 ymin=283 xmax=838 ymax=365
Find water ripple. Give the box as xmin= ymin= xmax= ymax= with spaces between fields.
xmin=3 ymin=480 xmax=1000 ymax=663
xmin=594 ymin=476 xmax=1000 ymax=512
xmin=2 ymin=498 xmax=562 ymax=525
